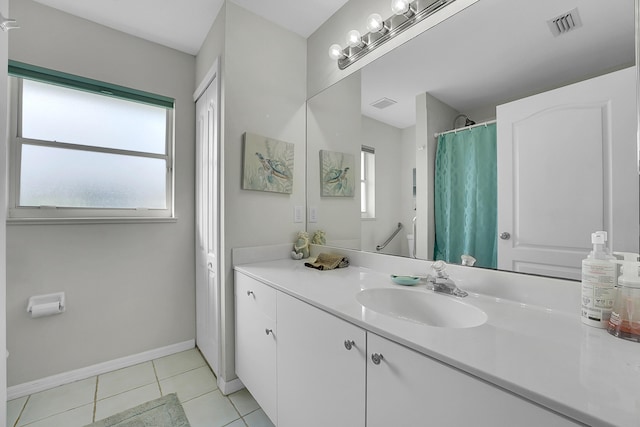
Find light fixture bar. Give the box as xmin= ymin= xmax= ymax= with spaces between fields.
xmin=336 ymin=0 xmax=455 ymax=70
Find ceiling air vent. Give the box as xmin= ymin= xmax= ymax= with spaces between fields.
xmin=547 ymin=8 xmax=582 ymax=37
xmin=370 ymin=97 xmax=397 ymax=109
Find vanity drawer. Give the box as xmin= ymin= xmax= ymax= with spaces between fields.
xmin=235 ymin=272 xmax=277 ymax=320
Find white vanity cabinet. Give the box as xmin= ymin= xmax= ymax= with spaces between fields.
xmin=234 ymin=269 xmax=583 ymax=427
xmin=276 ymin=292 xmax=366 ymax=427
xmin=234 ymin=272 xmax=277 ymax=423
xmin=366 ymin=333 xmax=581 ymax=427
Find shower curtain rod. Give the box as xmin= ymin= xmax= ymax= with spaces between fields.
xmin=434 ymin=119 xmax=497 ymax=138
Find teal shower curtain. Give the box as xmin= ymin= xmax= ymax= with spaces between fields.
xmin=433 ymin=123 xmax=497 ymax=269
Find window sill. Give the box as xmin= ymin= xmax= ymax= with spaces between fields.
xmin=7 ymin=216 xmax=178 ymax=225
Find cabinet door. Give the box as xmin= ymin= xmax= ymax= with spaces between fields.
xmin=235 ymin=273 xmax=277 ymax=423
xmin=367 ymin=333 xmax=581 ymax=427
xmin=277 ymin=292 xmax=365 ymax=427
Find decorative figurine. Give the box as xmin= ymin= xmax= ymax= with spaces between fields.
xmin=311 ymin=230 xmax=326 ymax=245
xmin=292 ymin=231 xmax=310 ymax=259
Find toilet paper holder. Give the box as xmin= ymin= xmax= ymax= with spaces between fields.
xmin=27 ymin=292 xmax=66 ymax=318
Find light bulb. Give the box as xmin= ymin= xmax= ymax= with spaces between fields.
xmin=391 ymin=0 xmax=411 ymax=15
xmin=328 ymin=44 xmax=345 ymax=60
xmin=366 ymin=13 xmax=385 ymax=33
xmin=346 ymin=30 xmax=364 ymax=48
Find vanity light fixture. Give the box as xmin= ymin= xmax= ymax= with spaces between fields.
xmin=391 ymin=0 xmax=414 ymax=17
xmin=328 ymin=44 xmax=347 ymax=60
xmin=329 ymin=0 xmax=456 ymax=70
xmin=346 ymin=30 xmax=366 ymax=48
xmin=366 ymin=13 xmax=387 ymax=34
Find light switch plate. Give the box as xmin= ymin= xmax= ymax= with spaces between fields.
xmin=294 ymin=206 xmax=303 ymax=223
xmin=309 ymin=206 xmax=318 ymax=223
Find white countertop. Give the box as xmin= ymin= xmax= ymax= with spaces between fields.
xmin=235 ymin=258 xmax=640 ymax=427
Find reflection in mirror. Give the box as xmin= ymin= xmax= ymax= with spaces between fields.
xmin=306 ymin=0 xmax=638 ymax=280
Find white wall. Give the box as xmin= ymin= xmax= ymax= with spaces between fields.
xmin=307 ymin=72 xmax=361 ymax=249
xmin=1 ymin=0 xmax=9 ymax=418
xmin=400 ymin=126 xmax=416 ymax=257
xmin=195 ymin=3 xmax=225 ymax=88
xmin=195 ymin=1 xmax=307 ymax=384
xmin=7 ymin=0 xmax=196 ymax=386
xmin=360 ymin=116 xmax=403 ymax=256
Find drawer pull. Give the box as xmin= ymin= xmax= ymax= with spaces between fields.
xmin=371 ymin=353 xmax=384 ymax=365
xmin=344 ymin=340 xmax=355 ymax=350
xmin=247 ymin=291 xmax=254 ymax=297
xmin=265 ymin=328 xmax=273 ymax=336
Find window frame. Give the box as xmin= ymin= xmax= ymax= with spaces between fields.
xmin=7 ymin=65 xmax=175 ymax=222
xmin=361 ymin=145 xmax=376 ymax=219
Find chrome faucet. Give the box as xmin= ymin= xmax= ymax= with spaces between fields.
xmin=426 ymin=260 xmax=468 ymax=298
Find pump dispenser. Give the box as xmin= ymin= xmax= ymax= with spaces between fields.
xmin=608 ymin=256 xmax=640 ymax=342
xmin=581 ymin=231 xmax=617 ymax=328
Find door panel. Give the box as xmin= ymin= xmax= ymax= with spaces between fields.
xmin=195 ymin=79 xmax=219 ymax=374
xmin=497 ymin=67 xmax=638 ymax=279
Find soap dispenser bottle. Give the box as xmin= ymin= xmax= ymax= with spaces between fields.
xmin=581 ymin=231 xmax=617 ymax=328
xmin=607 ymin=257 xmax=640 ymax=342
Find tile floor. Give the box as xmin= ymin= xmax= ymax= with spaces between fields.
xmin=6 ymin=348 xmax=275 ymax=427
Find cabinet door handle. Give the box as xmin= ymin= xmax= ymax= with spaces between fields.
xmin=371 ymin=353 xmax=384 ymax=365
xmin=265 ymin=328 xmax=273 ymax=336
xmin=247 ymin=290 xmax=254 ymax=297
xmin=344 ymin=340 xmax=355 ymax=350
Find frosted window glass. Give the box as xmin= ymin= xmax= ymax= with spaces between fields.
xmin=21 ymin=80 xmax=166 ymax=154
xmin=20 ymin=145 xmax=166 ymax=209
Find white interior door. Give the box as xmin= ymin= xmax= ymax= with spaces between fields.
xmin=497 ymin=67 xmax=638 ymax=280
xmin=195 ymin=75 xmax=220 ymax=375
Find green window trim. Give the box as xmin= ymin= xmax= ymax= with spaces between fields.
xmin=8 ymin=60 xmax=174 ymax=109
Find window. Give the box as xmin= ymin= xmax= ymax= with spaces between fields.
xmin=8 ymin=61 xmax=175 ymax=220
xmin=361 ymin=146 xmax=375 ymax=219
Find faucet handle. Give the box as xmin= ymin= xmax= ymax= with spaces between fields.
xmin=430 ymin=260 xmax=449 ymax=278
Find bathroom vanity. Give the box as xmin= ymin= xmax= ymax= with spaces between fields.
xmin=233 ymin=246 xmax=640 ymax=427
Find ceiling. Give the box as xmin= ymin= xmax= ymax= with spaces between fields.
xmin=31 ymin=0 xmax=350 ymax=55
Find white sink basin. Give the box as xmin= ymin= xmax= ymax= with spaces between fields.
xmin=356 ymin=288 xmax=487 ymax=328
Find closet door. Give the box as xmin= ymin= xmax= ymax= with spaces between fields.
xmin=195 ymin=77 xmax=220 ymax=375
xmin=497 ymin=67 xmax=638 ymax=280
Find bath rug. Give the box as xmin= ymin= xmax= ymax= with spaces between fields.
xmin=85 ymin=393 xmax=190 ymax=427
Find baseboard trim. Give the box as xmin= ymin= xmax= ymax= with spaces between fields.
xmin=7 ymin=340 xmax=195 ymax=400
xmin=218 ymin=376 xmax=244 ymax=396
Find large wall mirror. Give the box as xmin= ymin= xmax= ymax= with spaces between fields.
xmin=307 ymin=0 xmax=639 ymax=281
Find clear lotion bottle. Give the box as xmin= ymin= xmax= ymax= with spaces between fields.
xmin=581 ymin=231 xmax=617 ymax=328
xmin=607 ymin=257 xmax=640 ymax=342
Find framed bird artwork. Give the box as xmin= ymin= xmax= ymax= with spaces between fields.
xmin=242 ymin=132 xmax=294 ymax=194
xmin=320 ymin=150 xmax=355 ymax=197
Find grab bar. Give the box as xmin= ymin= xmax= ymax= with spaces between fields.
xmin=412 ymin=216 xmax=417 ymax=259
xmin=376 ymin=222 xmax=403 ymax=251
